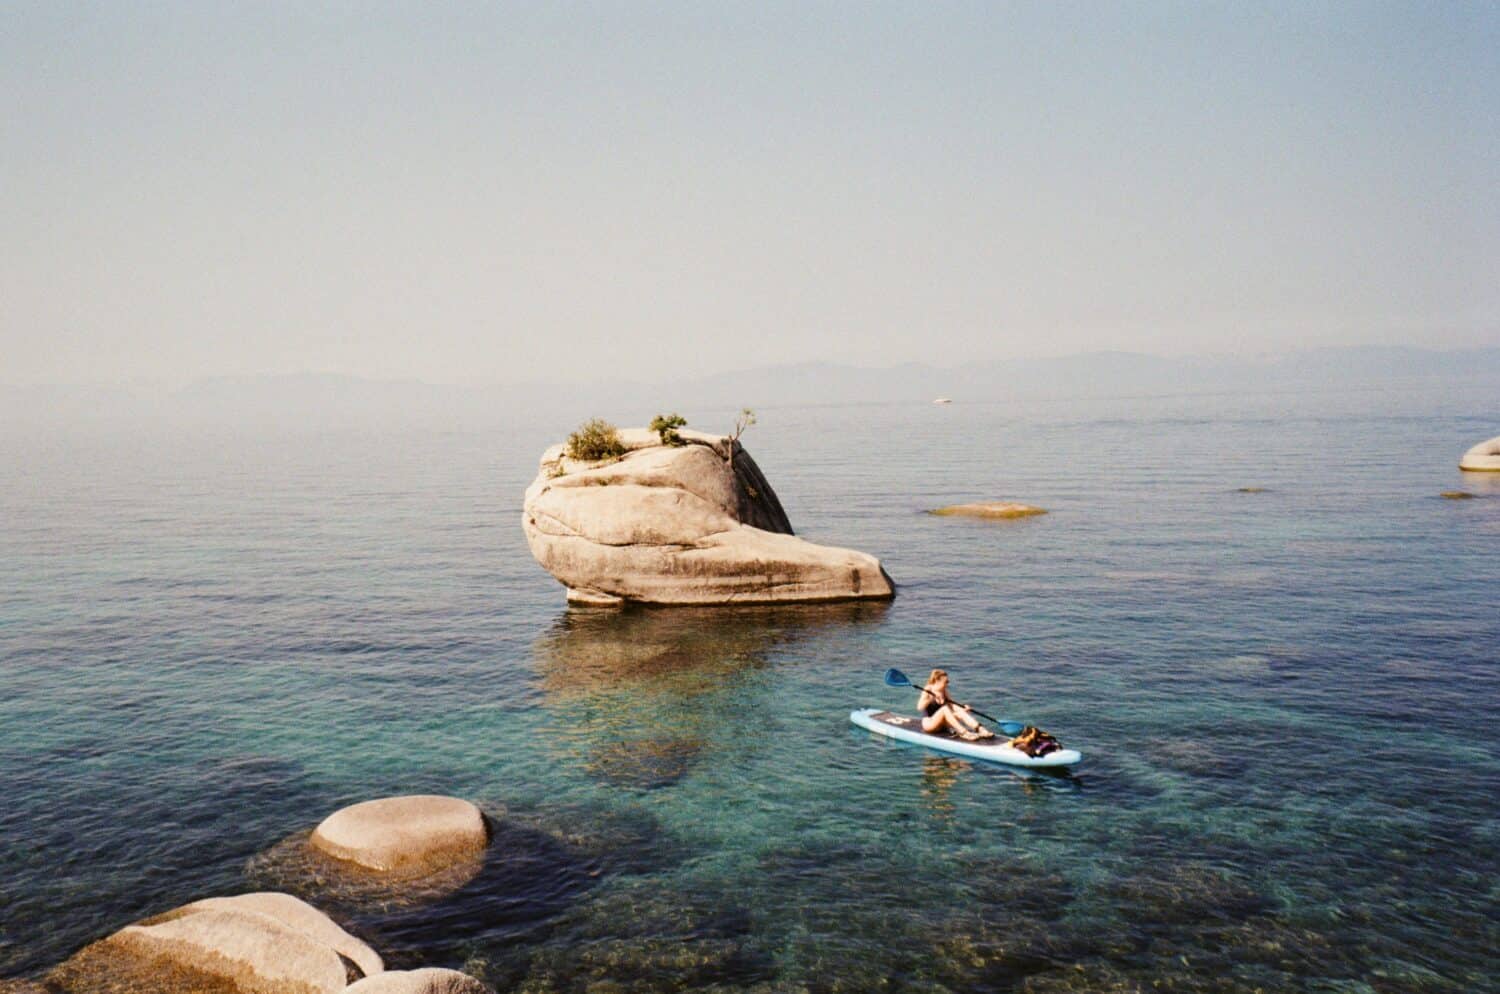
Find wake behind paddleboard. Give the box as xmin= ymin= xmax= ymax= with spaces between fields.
xmin=850 ymin=708 xmax=1082 ymax=768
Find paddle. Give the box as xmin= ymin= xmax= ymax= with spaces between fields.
xmin=883 ymin=668 xmax=1025 ymax=737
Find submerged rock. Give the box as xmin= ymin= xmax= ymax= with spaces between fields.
xmin=310 ymin=796 xmax=489 ymax=877
xmin=1103 ymin=862 xmax=1270 ymax=926
xmin=345 ymin=968 xmax=493 ymax=993
xmin=522 ymin=428 xmax=894 ymax=605
xmin=929 ymin=502 xmax=1047 ymax=519
xmin=45 ymin=892 xmax=380 ymax=994
xmin=1459 ymin=435 xmax=1500 ymax=472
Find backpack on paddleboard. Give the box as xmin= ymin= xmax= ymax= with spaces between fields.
xmin=1012 ymin=725 xmax=1061 ymax=757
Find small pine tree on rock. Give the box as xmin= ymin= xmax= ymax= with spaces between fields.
xmin=649 ymin=413 xmax=688 ymax=446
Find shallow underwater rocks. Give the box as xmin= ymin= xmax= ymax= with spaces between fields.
xmin=1147 ymin=738 xmax=1250 ymax=779
xmin=44 ymin=892 xmax=380 ymax=994
xmin=584 ymin=734 xmax=703 ymax=789
xmin=344 ymin=967 xmax=494 ymax=993
xmin=950 ymin=856 xmax=1076 ymax=924
xmin=522 ymin=428 xmax=894 ymax=606
xmin=249 ymin=814 xmax=598 ymax=956
xmin=747 ymin=842 xmax=1094 ymax=994
xmin=488 ymin=881 xmax=765 ymax=993
xmin=928 ymin=502 xmax=1047 ymax=519
xmin=1101 ymin=862 xmax=1271 ymax=928
xmin=311 ymin=796 xmax=490 ymax=877
xmin=502 ymin=802 xmax=679 ymax=882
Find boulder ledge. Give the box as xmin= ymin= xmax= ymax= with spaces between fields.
xmin=310 ymin=795 xmax=489 ymax=876
xmin=45 ymin=892 xmax=380 ymax=994
xmin=522 ymin=428 xmax=894 ymax=605
xmin=345 ymin=968 xmax=495 ymax=993
xmin=1459 ymin=435 xmax=1500 ymax=472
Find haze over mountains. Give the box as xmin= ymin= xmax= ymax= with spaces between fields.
xmin=4 ymin=346 xmax=1497 ymax=431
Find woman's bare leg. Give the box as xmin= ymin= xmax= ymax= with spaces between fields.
xmin=936 ymin=706 xmax=987 ymax=737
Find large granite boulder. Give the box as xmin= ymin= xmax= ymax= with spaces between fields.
xmin=523 ymin=428 xmax=894 ymax=605
xmin=310 ymin=795 xmax=489 ymax=876
xmin=345 ymin=968 xmax=494 ymax=993
xmin=1459 ymin=435 xmax=1500 ymax=471
xmin=46 ymin=892 xmax=380 ymax=994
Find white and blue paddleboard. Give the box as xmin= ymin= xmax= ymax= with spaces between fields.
xmin=850 ymin=708 xmax=1082 ymax=768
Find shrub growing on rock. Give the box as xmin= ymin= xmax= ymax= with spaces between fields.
xmin=649 ymin=413 xmax=688 ymax=446
xmin=566 ymin=419 xmax=627 ymax=462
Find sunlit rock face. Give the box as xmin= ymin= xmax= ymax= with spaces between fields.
xmin=310 ymin=795 xmax=489 ymax=877
xmin=344 ymin=968 xmax=494 ymax=993
xmin=44 ymin=892 xmax=381 ymax=994
xmin=522 ymin=428 xmax=894 ymax=606
xmin=1459 ymin=435 xmax=1500 ymax=471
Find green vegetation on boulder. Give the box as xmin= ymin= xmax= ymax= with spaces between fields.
xmin=566 ymin=419 xmax=627 ymax=462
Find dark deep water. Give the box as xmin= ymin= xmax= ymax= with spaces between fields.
xmin=2 ymin=386 xmax=1496 ymax=992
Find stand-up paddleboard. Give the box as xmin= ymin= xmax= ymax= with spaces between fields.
xmin=850 ymin=708 xmax=1082 ymax=768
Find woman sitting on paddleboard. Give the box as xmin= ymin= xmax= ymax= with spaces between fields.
xmin=918 ymin=669 xmax=995 ymax=741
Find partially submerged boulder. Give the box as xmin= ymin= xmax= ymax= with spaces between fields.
xmin=1459 ymin=435 xmax=1500 ymax=472
xmin=523 ymin=428 xmax=894 ymax=605
xmin=929 ymin=502 xmax=1047 ymax=519
xmin=310 ymin=795 xmax=489 ymax=876
xmin=46 ymin=892 xmax=379 ymax=994
xmin=345 ymin=968 xmax=494 ymax=993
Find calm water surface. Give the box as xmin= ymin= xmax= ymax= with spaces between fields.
xmin=1 ymin=389 xmax=1496 ymax=993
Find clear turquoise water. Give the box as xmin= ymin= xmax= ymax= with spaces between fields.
xmin=2 ymin=389 xmax=1497 ymax=993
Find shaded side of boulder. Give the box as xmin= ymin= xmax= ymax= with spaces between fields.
xmin=523 ymin=429 xmax=893 ymax=606
xmin=1459 ymin=435 xmax=1500 ymax=471
xmin=45 ymin=894 xmax=373 ymax=994
xmin=310 ymin=795 xmax=489 ymax=876
xmin=345 ymin=968 xmax=495 ymax=993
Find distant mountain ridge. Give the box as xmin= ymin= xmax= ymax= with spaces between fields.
xmin=671 ymin=347 xmax=1500 ymax=405
xmin=3 ymin=346 xmax=1496 ymax=429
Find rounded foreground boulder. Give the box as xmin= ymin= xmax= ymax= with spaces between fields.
xmin=46 ymin=892 xmax=381 ymax=994
xmin=310 ymin=795 xmax=489 ymax=876
xmin=929 ymin=502 xmax=1047 ymax=519
xmin=1459 ymin=435 xmax=1500 ymax=472
xmin=345 ymin=968 xmax=495 ymax=993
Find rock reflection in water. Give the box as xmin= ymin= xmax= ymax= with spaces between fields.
xmin=533 ymin=602 xmax=888 ymax=788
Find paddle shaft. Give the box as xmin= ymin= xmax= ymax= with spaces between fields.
xmin=926 ymin=694 xmax=996 ymax=724
xmin=885 ymin=668 xmax=1020 ymax=732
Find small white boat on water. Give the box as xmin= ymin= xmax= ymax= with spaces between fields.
xmin=932 ymin=397 xmax=952 ymax=405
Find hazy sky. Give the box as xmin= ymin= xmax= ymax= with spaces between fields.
xmin=4 ymin=2 xmax=1497 ymax=385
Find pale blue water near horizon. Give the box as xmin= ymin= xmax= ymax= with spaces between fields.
xmin=2 ymin=385 xmax=1497 ymax=992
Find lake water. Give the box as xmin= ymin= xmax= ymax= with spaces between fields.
xmin=2 ymin=386 xmax=1496 ymax=993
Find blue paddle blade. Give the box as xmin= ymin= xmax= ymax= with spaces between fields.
xmin=883 ymin=667 xmax=912 ymax=688
xmin=997 ymin=721 xmax=1025 ymax=737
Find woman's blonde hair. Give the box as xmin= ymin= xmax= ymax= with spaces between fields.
xmin=927 ymin=668 xmax=948 ymax=686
